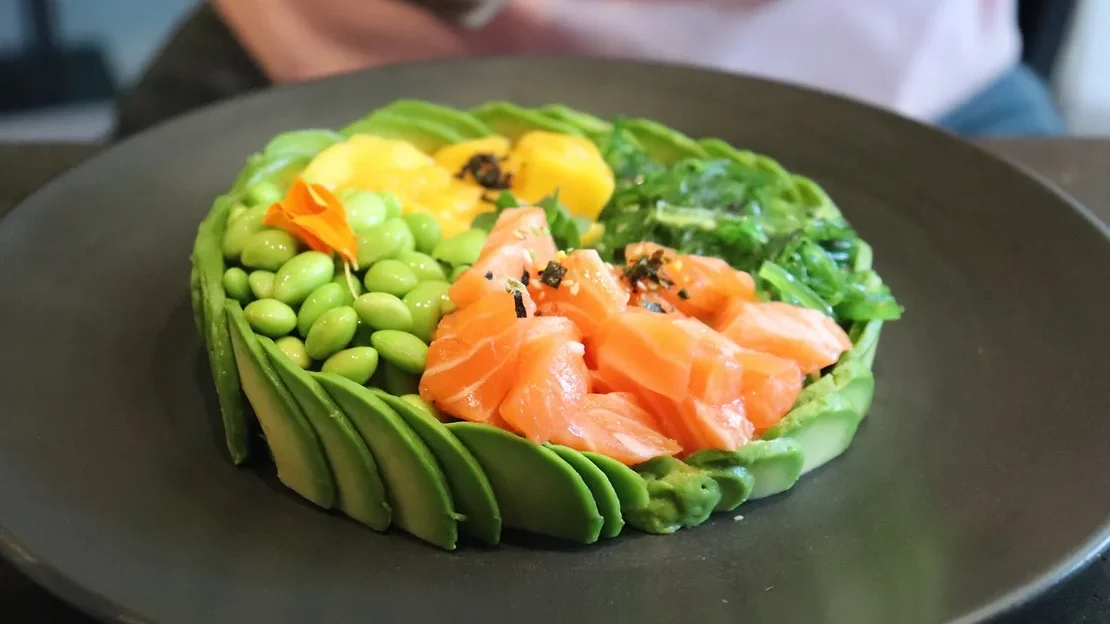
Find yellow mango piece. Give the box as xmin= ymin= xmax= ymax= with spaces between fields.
xmin=509 ymin=131 xmax=615 ymax=220
xmin=580 ymin=222 xmax=606 ymax=247
xmin=303 ymin=135 xmax=434 ymax=189
xmin=433 ymin=136 xmax=512 ymax=176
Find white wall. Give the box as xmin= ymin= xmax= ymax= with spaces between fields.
xmin=1056 ymin=0 xmax=1110 ymax=134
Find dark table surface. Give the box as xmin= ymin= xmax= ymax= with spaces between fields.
xmin=1 ymin=139 xmax=1108 ymax=623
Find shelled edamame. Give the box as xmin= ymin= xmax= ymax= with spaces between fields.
xmin=219 ymin=188 xmax=480 ymax=390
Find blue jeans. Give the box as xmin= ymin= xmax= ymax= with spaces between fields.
xmin=937 ymin=64 xmax=1066 ymax=137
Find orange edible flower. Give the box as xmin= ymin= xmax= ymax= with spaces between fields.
xmin=263 ymin=178 xmax=359 ymax=267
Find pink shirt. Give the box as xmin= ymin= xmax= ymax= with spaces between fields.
xmin=215 ymin=0 xmax=1020 ymax=121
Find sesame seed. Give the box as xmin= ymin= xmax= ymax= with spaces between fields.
xmin=513 ymin=230 xmax=526 ymax=240
xmin=569 ymin=283 xmax=581 ymax=296
xmin=556 ymin=250 xmax=567 ymax=261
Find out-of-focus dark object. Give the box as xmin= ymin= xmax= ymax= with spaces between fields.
xmin=0 ymin=0 xmax=117 ymax=112
xmin=1018 ymin=0 xmax=1078 ymax=83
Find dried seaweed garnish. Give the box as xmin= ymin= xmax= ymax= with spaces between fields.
xmin=456 ymin=153 xmax=513 ymax=190
xmin=642 ymin=301 xmax=665 ymax=313
xmin=520 ymin=269 xmax=530 ymax=286
xmin=485 ymin=271 xmax=494 ymax=281
xmin=513 ymin=291 xmax=528 ymax=318
xmin=622 ymin=249 xmax=673 ymax=292
xmin=540 ymin=261 xmax=568 ymax=288
xmin=678 ymin=288 xmax=691 ymax=300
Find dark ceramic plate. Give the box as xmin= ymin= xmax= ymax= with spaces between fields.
xmin=1 ymin=59 xmax=1109 ymax=624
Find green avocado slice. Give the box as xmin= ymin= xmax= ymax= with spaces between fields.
xmin=624 ymin=456 xmax=721 ymax=535
xmin=763 ymin=391 xmax=861 ymax=476
xmin=339 ymin=111 xmax=466 ymax=154
xmin=233 ymin=154 xmax=312 ymax=199
xmin=447 ymin=423 xmax=602 ymax=544
xmin=580 ymin=451 xmax=650 ymax=512
xmin=225 ymin=301 xmax=336 ymax=506
xmin=196 ymin=197 xmax=251 ymax=464
xmin=368 ymin=388 xmax=501 ymax=545
xmin=381 ymin=100 xmax=493 ymax=139
xmin=260 ymin=339 xmax=391 ymax=530
xmin=683 ymin=450 xmax=756 ymax=512
xmin=833 ymin=361 xmax=876 ymax=419
xmin=262 ymin=129 xmax=344 ymax=161
xmin=536 ymin=105 xmax=612 ymax=136
xmin=189 ymin=261 xmax=204 ymax=338
xmin=622 ymin=118 xmax=708 ymax=164
xmin=698 ymin=138 xmax=757 ymax=166
xmin=316 ymin=373 xmax=460 ymax=550
xmin=703 ymin=439 xmax=804 ymax=501
xmin=469 ymin=101 xmax=585 ymax=141
xmin=546 ymin=445 xmax=624 ymax=539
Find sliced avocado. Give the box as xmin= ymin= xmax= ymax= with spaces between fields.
xmin=189 ymin=261 xmax=204 ymax=338
xmin=848 ymin=319 xmax=885 ymax=371
xmin=225 ymin=301 xmax=336 ymax=506
xmin=580 ymin=451 xmax=650 ymax=512
xmin=763 ymin=391 xmax=861 ymax=476
xmin=316 ymin=374 xmax=459 ymax=550
xmin=339 ymin=111 xmax=466 ymax=154
xmin=683 ymin=450 xmax=756 ymax=512
xmin=547 ymin=445 xmax=624 ymax=539
xmin=260 ymin=339 xmax=391 ymax=530
xmin=195 ymin=197 xmax=251 ymax=464
xmin=262 ymin=129 xmax=344 ymax=161
xmin=232 ymin=154 xmax=311 ymax=199
xmin=469 ymin=101 xmax=585 ymax=141
xmin=624 ymin=456 xmax=721 ymax=535
xmin=698 ymin=138 xmax=758 ymax=167
xmin=537 ymin=105 xmax=612 ymax=136
xmin=448 ymin=423 xmax=603 ymax=544
xmin=797 ymin=373 xmax=837 ymax=406
xmin=833 ymin=360 xmax=876 ymax=419
xmin=369 ymin=388 xmax=501 ymax=545
xmin=710 ymin=439 xmax=804 ymax=501
xmin=382 ymin=100 xmax=493 ymax=139
xmin=623 ymin=118 xmax=708 ymax=164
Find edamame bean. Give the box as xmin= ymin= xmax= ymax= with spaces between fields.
xmin=275 ymin=336 xmax=312 ymax=369
xmin=353 ymin=292 xmax=413 ymax=332
xmin=363 ymin=259 xmax=419 ymax=297
xmin=403 ymin=213 xmax=442 ymax=255
xmin=273 ymin=251 xmax=334 ymax=306
xmin=379 ymin=191 xmax=403 ymax=219
xmin=321 ymin=347 xmax=379 ymax=385
xmin=403 ymin=281 xmax=450 ymax=343
xmin=244 ymin=299 xmax=297 ymax=338
xmin=245 ymin=181 xmax=283 ymax=207
xmin=305 ymin=306 xmax=358 ymax=360
xmin=240 ymin=229 xmax=299 ymax=271
xmin=297 ymin=282 xmax=355 ymax=337
xmin=227 ymin=203 xmax=247 ymax=224
xmin=248 ymin=270 xmax=275 ymax=299
xmin=356 ymin=218 xmax=412 ymax=266
xmin=449 ymin=264 xmax=470 ymax=283
xmin=396 ymin=250 xmax=447 ymax=282
xmin=371 ymin=330 xmax=428 ymax=375
xmin=221 ymin=205 xmax=267 ymax=259
xmin=222 ymin=267 xmax=253 ymax=303
xmin=340 ymin=190 xmax=388 ymax=233
xmin=432 ymin=229 xmax=487 ymax=267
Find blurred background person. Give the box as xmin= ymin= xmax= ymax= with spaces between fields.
xmin=103 ymin=0 xmax=1067 ymax=137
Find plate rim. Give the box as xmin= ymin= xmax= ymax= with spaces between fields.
xmin=1 ymin=56 xmax=1108 ymax=624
